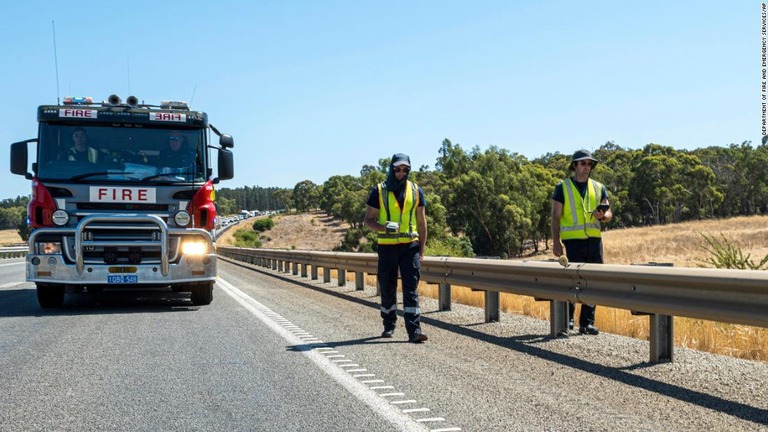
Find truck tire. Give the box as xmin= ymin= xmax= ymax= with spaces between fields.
xmin=190 ymin=283 xmax=214 ymax=305
xmin=36 ymin=283 xmax=65 ymax=308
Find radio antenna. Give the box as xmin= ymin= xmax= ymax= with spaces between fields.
xmin=51 ymin=20 xmax=61 ymax=104
xmin=189 ymin=85 xmax=197 ymax=105
xmin=127 ymin=54 xmax=131 ymax=95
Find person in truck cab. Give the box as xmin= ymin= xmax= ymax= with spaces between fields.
xmin=66 ymin=128 xmax=99 ymax=163
xmin=158 ymin=130 xmax=197 ymax=169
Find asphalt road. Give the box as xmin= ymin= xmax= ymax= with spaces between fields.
xmin=1 ymin=257 xmax=766 ymax=431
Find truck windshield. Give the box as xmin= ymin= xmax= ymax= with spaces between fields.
xmin=36 ymin=124 xmax=207 ymax=183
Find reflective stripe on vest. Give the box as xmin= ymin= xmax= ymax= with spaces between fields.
xmin=560 ymin=177 xmax=603 ymax=240
xmin=377 ymin=180 xmax=420 ymax=245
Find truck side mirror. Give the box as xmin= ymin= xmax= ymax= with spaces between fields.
xmin=11 ymin=140 xmax=31 ymax=178
xmin=217 ymin=148 xmax=234 ymax=181
xmin=219 ymin=134 xmax=234 ymax=149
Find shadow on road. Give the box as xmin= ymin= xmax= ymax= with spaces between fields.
xmin=0 ymin=287 xmax=201 ymax=317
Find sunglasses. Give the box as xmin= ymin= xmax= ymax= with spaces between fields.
xmin=169 ymin=136 xmax=181 ymax=141
xmin=393 ymin=166 xmax=410 ymax=174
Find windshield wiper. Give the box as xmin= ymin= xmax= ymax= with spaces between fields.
xmin=70 ymin=171 xmax=135 ymax=181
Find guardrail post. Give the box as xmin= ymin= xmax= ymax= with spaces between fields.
xmin=301 ymin=263 xmax=308 ymax=278
xmin=439 ymin=282 xmax=452 ymax=311
xmin=355 ymin=272 xmax=364 ymax=291
xmin=550 ymin=300 xmax=569 ymax=337
xmin=311 ymin=265 xmax=318 ymax=280
xmin=633 ymin=262 xmax=675 ymax=363
xmin=650 ymin=314 xmax=674 ymax=363
xmin=485 ymin=291 xmax=499 ymax=322
xmin=323 ymin=267 xmax=331 ymax=283
xmin=338 ymin=269 xmax=346 ymax=287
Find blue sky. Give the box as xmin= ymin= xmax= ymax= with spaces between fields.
xmin=0 ymin=1 xmax=758 ymax=199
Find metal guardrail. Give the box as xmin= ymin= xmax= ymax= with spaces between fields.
xmin=216 ymin=246 xmax=768 ymax=363
xmin=0 ymin=246 xmax=27 ymax=259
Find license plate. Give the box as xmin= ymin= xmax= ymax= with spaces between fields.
xmin=108 ymin=274 xmax=138 ymax=284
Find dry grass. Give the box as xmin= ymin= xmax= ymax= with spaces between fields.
xmin=604 ymin=215 xmax=768 ymax=268
xmin=0 ymin=229 xmax=23 ymax=246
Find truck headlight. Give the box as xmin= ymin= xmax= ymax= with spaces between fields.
xmin=52 ymin=210 xmax=69 ymax=226
xmin=36 ymin=242 xmax=62 ymax=255
xmin=181 ymin=240 xmax=208 ymax=256
xmin=174 ymin=210 xmax=191 ymax=227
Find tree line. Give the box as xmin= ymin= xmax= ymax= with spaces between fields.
xmin=272 ymin=139 xmax=768 ymax=258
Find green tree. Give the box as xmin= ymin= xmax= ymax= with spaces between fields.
xmin=292 ymin=180 xmax=320 ymax=212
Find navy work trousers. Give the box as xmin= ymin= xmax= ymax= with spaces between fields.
xmin=377 ymin=243 xmax=422 ymax=335
xmin=563 ymin=237 xmax=604 ymax=327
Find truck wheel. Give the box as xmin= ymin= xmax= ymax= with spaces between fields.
xmin=190 ymin=283 xmax=214 ymax=305
xmin=36 ymin=283 xmax=65 ymax=308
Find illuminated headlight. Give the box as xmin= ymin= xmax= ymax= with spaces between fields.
xmin=174 ymin=211 xmax=191 ymax=227
xmin=181 ymin=240 xmax=208 ymax=256
xmin=52 ymin=209 xmax=69 ymax=226
xmin=36 ymin=242 xmax=62 ymax=255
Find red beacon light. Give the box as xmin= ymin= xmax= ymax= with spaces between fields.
xmin=62 ymin=96 xmax=94 ymax=105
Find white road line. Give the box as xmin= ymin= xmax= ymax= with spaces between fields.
xmin=430 ymin=428 xmax=462 ymax=431
xmin=346 ymin=369 xmax=367 ymax=373
xmin=0 ymin=262 xmax=24 ymax=268
xmin=0 ymin=282 xmax=26 ymax=289
xmin=217 ymin=278 xmax=429 ymax=432
xmin=379 ymin=393 xmax=406 ymax=397
xmin=402 ymin=408 xmax=430 ymax=414
xmin=417 ymin=417 xmax=446 ymax=422
xmin=391 ymin=400 xmax=418 ymax=405
xmin=361 ymin=380 xmax=385 ymax=384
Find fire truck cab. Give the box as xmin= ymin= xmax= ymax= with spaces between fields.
xmin=10 ymin=94 xmax=235 ymax=308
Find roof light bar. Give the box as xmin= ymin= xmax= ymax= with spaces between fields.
xmin=62 ymin=96 xmax=94 ymax=105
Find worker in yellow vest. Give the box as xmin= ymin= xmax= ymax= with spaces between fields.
xmin=67 ymin=128 xmax=99 ymax=163
xmin=364 ymin=153 xmax=429 ymax=343
xmin=551 ymin=149 xmax=612 ymax=335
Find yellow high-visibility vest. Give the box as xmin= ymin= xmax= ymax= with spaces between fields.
xmin=376 ymin=180 xmax=420 ymax=245
xmin=68 ymin=146 xmax=99 ymax=163
xmin=560 ymin=177 xmax=603 ymax=240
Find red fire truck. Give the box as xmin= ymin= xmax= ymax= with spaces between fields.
xmin=10 ymin=94 xmax=235 ymax=308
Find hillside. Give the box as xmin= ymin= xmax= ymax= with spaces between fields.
xmin=217 ymin=211 xmax=347 ymax=251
